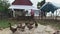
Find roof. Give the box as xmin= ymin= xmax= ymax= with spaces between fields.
xmin=9 ymin=5 xmax=37 ymax=10
xmin=40 ymin=2 xmax=58 ymax=13
xmin=12 ymin=0 xmax=33 ymax=6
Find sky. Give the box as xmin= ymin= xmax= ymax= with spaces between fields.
xmin=8 ymin=0 xmax=60 ymax=8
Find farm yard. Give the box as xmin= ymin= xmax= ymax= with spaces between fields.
xmin=0 ymin=18 xmax=60 ymax=34
xmin=0 ymin=0 xmax=60 ymax=34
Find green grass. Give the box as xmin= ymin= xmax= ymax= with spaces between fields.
xmin=0 ymin=19 xmax=16 ymax=29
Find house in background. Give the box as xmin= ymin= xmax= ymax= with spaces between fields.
xmin=9 ymin=0 xmax=38 ymax=18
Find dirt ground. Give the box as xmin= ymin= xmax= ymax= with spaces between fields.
xmin=0 ymin=24 xmax=56 ymax=34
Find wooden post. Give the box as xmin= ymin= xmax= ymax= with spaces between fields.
xmin=12 ymin=9 xmax=15 ymax=17
xmin=55 ymin=10 xmax=57 ymax=20
xmin=39 ymin=10 xmax=41 ymax=20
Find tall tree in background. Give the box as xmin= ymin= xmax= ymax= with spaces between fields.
xmin=37 ymin=2 xmax=41 ymax=9
xmin=37 ymin=0 xmax=45 ymax=9
xmin=37 ymin=0 xmax=46 ymax=19
xmin=0 ymin=0 xmax=10 ymax=13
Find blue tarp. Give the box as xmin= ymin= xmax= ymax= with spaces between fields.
xmin=40 ymin=2 xmax=58 ymax=13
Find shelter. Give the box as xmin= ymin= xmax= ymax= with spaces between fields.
xmin=40 ymin=2 xmax=58 ymax=13
xmin=9 ymin=0 xmax=37 ymax=17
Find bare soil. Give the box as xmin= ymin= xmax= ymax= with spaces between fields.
xmin=0 ymin=24 xmax=56 ymax=34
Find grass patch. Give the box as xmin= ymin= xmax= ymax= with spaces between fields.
xmin=0 ymin=19 xmax=16 ymax=28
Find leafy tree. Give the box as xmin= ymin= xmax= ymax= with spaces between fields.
xmin=0 ymin=0 xmax=10 ymax=13
xmin=37 ymin=0 xmax=45 ymax=9
xmin=37 ymin=2 xmax=41 ymax=9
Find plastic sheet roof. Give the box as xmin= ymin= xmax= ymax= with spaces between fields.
xmin=40 ymin=2 xmax=58 ymax=13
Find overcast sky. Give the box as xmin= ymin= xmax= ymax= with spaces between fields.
xmin=8 ymin=0 xmax=60 ymax=8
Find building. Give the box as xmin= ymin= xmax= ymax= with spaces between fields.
xmin=9 ymin=0 xmax=38 ymax=18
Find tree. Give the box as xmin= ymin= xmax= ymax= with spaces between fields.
xmin=37 ymin=0 xmax=46 ymax=19
xmin=37 ymin=2 xmax=41 ymax=9
xmin=0 ymin=0 xmax=10 ymax=13
xmin=37 ymin=0 xmax=45 ymax=9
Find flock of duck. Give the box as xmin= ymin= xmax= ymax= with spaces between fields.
xmin=9 ymin=20 xmax=60 ymax=34
xmin=9 ymin=20 xmax=38 ymax=34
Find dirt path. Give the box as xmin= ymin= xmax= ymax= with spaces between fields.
xmin=0 ymin=24 xmax=55 ymax=34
